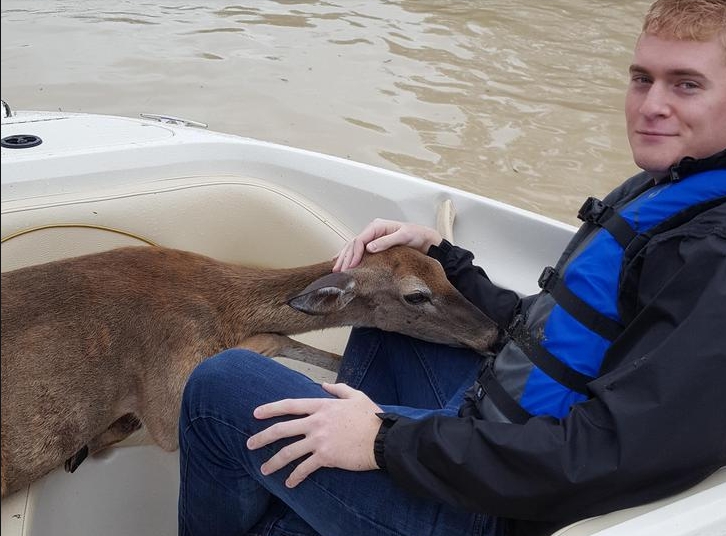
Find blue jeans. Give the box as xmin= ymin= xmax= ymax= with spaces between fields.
xmin=178 ymin=328 xmax=503 ymax=536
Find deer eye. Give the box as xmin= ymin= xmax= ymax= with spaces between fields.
xmin=403 ymin=291 xmax=430 ymax=305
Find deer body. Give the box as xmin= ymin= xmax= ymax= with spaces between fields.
xmin=1 ymin=245 xmax=497 ymax=497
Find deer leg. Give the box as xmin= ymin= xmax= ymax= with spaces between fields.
xmin=239 ymin=333 xmax=341 ymax=372
xmin=64 ymin=414 xmax=142 ymax=473
xmin=137 ymin=367 xmax=192 ymax=453
xmin=65 ymin=446 xmax=88 ymax=473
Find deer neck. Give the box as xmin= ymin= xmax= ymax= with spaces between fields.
xmin=218 ymin=260 xmax=343 ymax=342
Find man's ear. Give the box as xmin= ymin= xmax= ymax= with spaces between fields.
xmin=287 ymin=272 xmax=356 ymax=315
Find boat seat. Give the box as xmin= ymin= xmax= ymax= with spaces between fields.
xmin=1 ymin=174 xmax=352 ymax=270
xmin=552 ymin=466 xmax=726 ymax=535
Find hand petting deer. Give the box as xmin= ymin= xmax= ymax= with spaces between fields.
xmin=0 ymin=244 xmax=498 ymax=498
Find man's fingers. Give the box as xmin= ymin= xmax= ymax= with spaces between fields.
xmin=332 ymin=242 xmax=353 ymax=272
xmin=285 ymin=453 xmax=324 ymax=488
xmin=348 ymin=238 xmax=367 ymax=269
xmin=366 ymin=235 xmax=395 ymax=253
xmin=333 ymin=237 xmax=367 ymax=272
xmin=259 ymin=436 xmax=315 ymax=476
xmin=333 ymin=219 xmax=406 ymax=272
xmin=321 ymin=382 xmax=357 ymax=398
xmin=253 ymin=397 xmax=324 ymax=419
xmin=247 ymin=416 xmax=310 ymax=450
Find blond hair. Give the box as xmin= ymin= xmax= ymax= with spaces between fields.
xmin=643 ymin=0 xmax=726 ymax=49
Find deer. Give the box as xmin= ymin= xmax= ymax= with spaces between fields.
xmin=0 ymin=244 xmax=499 ymax=498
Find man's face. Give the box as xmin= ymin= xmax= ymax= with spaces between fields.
xmin=625 ymin=33 xmax=726 ymax=176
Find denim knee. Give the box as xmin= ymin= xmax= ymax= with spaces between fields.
xmin=182 ymin=349 xmax=319 ymax=420
xmin=182 ymin=349 xmax=268 ymax=417
xmin=188 ymin=348 xmax=260 ymax=384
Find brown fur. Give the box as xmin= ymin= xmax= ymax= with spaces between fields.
xmin=0 ymin=245 xmax=498 ymax=496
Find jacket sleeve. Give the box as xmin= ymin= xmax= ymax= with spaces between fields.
xmin=428 ymin=239 xmax=520 ymax=329
xmin=383 ymin=212 xmax=726 ymax=526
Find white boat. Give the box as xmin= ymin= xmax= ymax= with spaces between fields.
xmin=1 ymin=103 xmax=724 ymax=536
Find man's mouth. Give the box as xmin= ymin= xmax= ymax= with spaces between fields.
xmin=637 ymin=130 xmax=677 ymax=137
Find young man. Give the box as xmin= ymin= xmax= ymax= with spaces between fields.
xmin=178 ymin=1 xmax=726 ymax=534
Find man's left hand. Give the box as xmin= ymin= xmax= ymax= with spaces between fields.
xmin=246 ymin=382 xmax=382 ymax=488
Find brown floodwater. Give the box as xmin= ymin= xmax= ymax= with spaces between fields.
xmin=1 ymin=0 xmax=650 ymax=224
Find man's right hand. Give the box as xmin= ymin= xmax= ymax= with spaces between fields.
xmin=333 ymin=219 xmax=443 ymax=272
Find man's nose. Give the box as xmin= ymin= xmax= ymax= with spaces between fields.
xmin=639 ymin=83 xmax=671 ymax=119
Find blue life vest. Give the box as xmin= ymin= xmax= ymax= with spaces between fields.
xmin=474 ymin=168 xmax=726 ymax=423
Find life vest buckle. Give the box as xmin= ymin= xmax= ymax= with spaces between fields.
xmin=578 ymin=196 xmax=612 ymax=224
xmin=538 ymin=266 xmax=557 ymax=291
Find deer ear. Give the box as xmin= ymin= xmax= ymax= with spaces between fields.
xmin=288 ymin=272 xmax=356 ymax=315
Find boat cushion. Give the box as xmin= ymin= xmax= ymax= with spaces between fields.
xmin=1 ymin=175 xmax=351 ymax=270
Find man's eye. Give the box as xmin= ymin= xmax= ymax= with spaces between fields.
xmin=677 ymin=81 xmax=700 ymax=90
xmin=631 ymin=75 xmax=651 ymax=85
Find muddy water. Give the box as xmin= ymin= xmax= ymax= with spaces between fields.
xmin=1 ymin=0 xmax=650 ymax=224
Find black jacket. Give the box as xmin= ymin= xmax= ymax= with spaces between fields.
xmin=377 ymin=150 xmax=726 ymax=535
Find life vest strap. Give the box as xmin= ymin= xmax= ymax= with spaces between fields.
xmin=508 ymin=314 xmax=594 ymax=394
xmin=476 ymin=359 xmax=533 ymax=424
xmin=578 ymin=197 xmax=637 ymax=248
xmin=539 ymin=266 xmax=624 ymax=341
